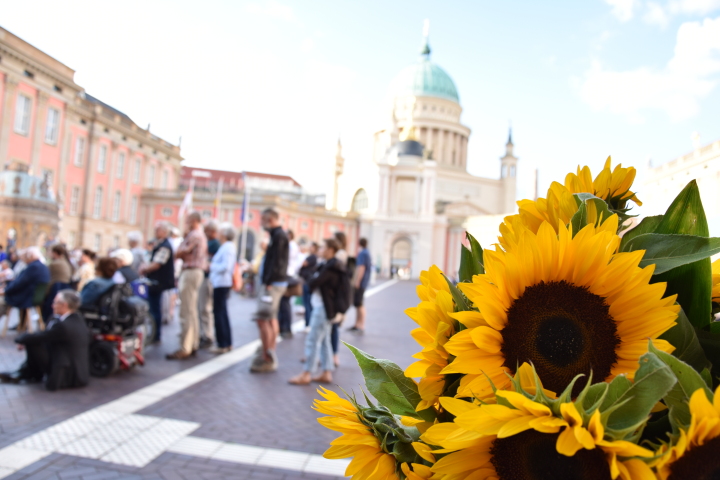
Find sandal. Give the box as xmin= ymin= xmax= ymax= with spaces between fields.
xmin=288 ymin=374 xmax=311 ymax=385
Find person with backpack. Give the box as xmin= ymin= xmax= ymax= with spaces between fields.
xmin=288 ymin=238 xmax=346 ymax=385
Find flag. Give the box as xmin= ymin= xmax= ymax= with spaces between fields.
xmin=240 ymin=172 xmax=249 ymax=223
xmin=178 ymin=178 xmax=194 ymax=223
xmin=214 ymin=177 xmax=224 ymax=219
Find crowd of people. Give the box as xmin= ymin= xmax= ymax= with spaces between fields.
xmin=0 ymin=207 xmax=373 ymax=391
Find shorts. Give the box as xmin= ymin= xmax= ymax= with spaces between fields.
xmin=253 ymin=285 xmax=287 ymax=321
xmin=353 ymin=287 xmax=366 ymax=307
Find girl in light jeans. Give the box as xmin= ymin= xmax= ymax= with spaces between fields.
xmin=288 ymin=238 xmax=344 ymax=385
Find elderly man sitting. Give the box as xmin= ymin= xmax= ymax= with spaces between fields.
xmin=0 ymin=290 xmax=89 ymax=390
xmin=3 ymin=247 xmax=50 ymax=329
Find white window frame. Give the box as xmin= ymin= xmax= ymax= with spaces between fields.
xmin=113 ymin=235 xmax=120 ymax=248
xmin=161 ymin=207 xmax=172 ymax=218
xmin=129 ymin=196 xmax=138 ymax=224
xmin=147 ymin=164 xmax=156 ymax=188
xmin=70 ymin=186 xmax=80 ymax=215
xmin=161 ymin=169 xmax=168 ymax=190
xmin=94 ymin=233 xmax=101 ymax=252
xmin=45 ymin=107 xmax=60 ymax=144
xmin=98 ymin=145 xmax=107 ymax=173
xmin=14 ymin=94 xmax=32 ymax=135
xmin=112 ymin=191 xmax=121 ymax=222
xmin=133 ymin=158 xmax=141 ymax=184
xmin=93 ymin=185 xmax=103 ymax=219
xmin=68 ymin=231 xmax=76 ymax=249
xmin=73 ymin=137 xmax=85 ymax=167
xmin=116 ymin=152 xmax=125 ymax=179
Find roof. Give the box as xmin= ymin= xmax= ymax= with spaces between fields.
xmin=389 ymin=36 xmax=459 ymax=103
xmin=180 ymin=167 xmax=302 ymax=188
xmin=84 ymin=94 xmax=133 ymax=122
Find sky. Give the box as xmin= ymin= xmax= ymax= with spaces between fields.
xmin=3 ymin=0 xmax=720 ymax=205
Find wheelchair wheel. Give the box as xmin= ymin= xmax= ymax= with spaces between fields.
xmin=89 ymin=342 xmax=119 ymax=377
xmin=140 ymin=315 xmax=156 ymax=347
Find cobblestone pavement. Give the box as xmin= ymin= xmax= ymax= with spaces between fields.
xmin=0 ymin=280 xmax=421 ymax=479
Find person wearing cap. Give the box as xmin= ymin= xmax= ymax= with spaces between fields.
xmin=110 ymin=249 xmax=139 ymax=284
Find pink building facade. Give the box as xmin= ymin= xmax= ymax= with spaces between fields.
xmin=0 ymin=27 xmax=182 ymax=251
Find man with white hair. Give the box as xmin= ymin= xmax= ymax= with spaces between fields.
xmin=139 ymin=222 xmax=175 ymax=343
xmin=4 ymin=247 xmax=50 ymax=330
xmin=1 ymin=289 xmax=89 ymax=390
xmin=127 ymin=231 xmax=145 ymax=272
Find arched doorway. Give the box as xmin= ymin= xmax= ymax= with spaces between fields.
xmin=351 ymin=188 xmax=369 ymax=212
xmin=391 ymin=237 xmax=412 ymax=279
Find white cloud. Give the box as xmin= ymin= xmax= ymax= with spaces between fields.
xmin=606 ymin=0 xmax=720 ymax=25
xmin=580 ymin=16 xmax=720 ymax=122
xmin=606 ymin=0 xmax=639 ymax=21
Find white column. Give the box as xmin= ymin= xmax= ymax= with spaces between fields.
xmin=0 ymin=74 xmax=20 ymax=164
xmin=30 ymin=91 xmax=50 ymax=175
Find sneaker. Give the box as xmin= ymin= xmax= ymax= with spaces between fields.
xmin=269 ymin=350 xmax=279 ymax=369
xmin=350 ymin=328 xmax=365 ymax=336
xmin=250 ymin=358 xmax=277 ymax=373
xmin=209 ymin=346 xmax=231 ymax=354
xmin=280 ymin=331 xmax=293 ymax=340
xmin=347 ymin=326 xmax=359 ymax=332
xmin=199 ymin=337 xmax=213 ymax=349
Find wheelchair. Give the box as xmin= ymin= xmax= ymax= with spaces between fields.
xmin=79 ymin=283 xmax=155 ymax=377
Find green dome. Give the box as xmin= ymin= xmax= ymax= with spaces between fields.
xmin=390 ymin=58 xmax=459 ymax=103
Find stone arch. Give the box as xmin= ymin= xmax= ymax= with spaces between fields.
xmin=390 ymin=236 xmax=412 ymax=279
xmin=351 ymin=188 xmax=369 ymax=212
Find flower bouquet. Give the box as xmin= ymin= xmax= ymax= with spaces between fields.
xmin=314 ymin=159 xmax=720 ymax=480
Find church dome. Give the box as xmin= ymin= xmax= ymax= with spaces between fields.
xmin=389 ymin=38 xmax=459 ymax=103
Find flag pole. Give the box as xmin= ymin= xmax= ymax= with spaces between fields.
xmin=239 ymin=172 xmax=250 ymax=261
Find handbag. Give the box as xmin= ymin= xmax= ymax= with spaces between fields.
xmin=284 ymin=277 xmax=303 ymax=297
xmin=232 ymin=264 xmax=243 ymax=292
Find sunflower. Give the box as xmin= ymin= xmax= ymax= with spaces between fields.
xmin=564 ymin=156 xmax=642 ymax=210
xmin=443 ymin=216 xmax=679 ymax=399
xmin=405 ymin=265 xmax=456 ymax=411
xmin=652 ymin=385 xmax=720 ymax=479
xmin=712 ymin=259 xmax=720 ymax=304
xmin=314 ymin=387 xmax=418 ymax=480
xmin=422 ymin=391 xmax=656 ymax=480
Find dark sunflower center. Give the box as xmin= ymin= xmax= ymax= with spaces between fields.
xmin=535 ymin=316 xmax=584 ymax=367
xmin=668 ymin=435 xmax=720 ymax=480
xmin=490 ymin=430 xmax=611 ymax=480
xmin=501 ymin=281 xmax=620 ymax=395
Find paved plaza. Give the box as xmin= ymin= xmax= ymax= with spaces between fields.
xmin=0 ymin=280 xmax=420 ymax=480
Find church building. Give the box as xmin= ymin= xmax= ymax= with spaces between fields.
xmin=337 ymin=27 xmax=518 ymax=279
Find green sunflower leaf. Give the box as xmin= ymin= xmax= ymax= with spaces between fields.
xmin=652 ymin=180 xmax=712 ymax=329
xmin=466 ymin=232 xmax=485 ymax=275
xmin=619 ymin=215 xmax=663 ymax=251
xmin=443 ymin=274 xmax=471 ymax=312
xmin=620 ymin=233 xmax=720 ymax=276
xmin=695 ymin=328 xmax=720 ymax=389
xmin=659 ymin=307 xmax=710 ymax=373
xmin=603 ymin=352 xmax=677 ymax=439
xmin=648 ymin=341 xmax=712 ymax=428
xmin=344 ymin=342 xmax=428 ymax=421
xmin=570 ymin=193 xmax=614 ymax=235
xmin=458 ymin=245 xmax=481 ymax=283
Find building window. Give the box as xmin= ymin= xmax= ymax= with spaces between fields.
xmin=351 ymin=188 xmax=369 ymax=211
xmin=116 ymin=152 xmax=125 ymax=178
xmin=98 ymin=145 xmax=107 ymax=173
xmin=161 ymin=170 xmax=168 ymax=189
xmin=14 ymin=94 xmax=32 ymax=135
xmin=510 ymin=165 xmax=516 ymax=177
xmin=133 ymin=159 xmax=141 ymax=184
xmin=161 ymin=207 xmax=172 ymax=217
xmin=73 ymin=137 xmax=85 ymax=167
xmin=147 ymin=165 xmax=156 ymax=188
xmin=94 ymin=233 xmax=101 ymax=252
xmin=112 ymin=191 xmax=121 ymax=222
xmin=93 ymin=185 xmax=103 ymax=218
xmin=113 ymin=235 xmax=120 ymax=248
xmin=70 ymin=186 xmax=80 ymax=215
xmin=301 ymin=221 xmax=308 ymax=229
xmin=130 ymin=196 xmax=138 ymax=224
xmin=45 ymin=108 xmax=60 ymax=144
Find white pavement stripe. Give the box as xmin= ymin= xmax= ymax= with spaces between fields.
xmin=0 ymin=280 xmax=399 ymax=478
xmin=167 ymin=436 xmax=350 ymax=477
